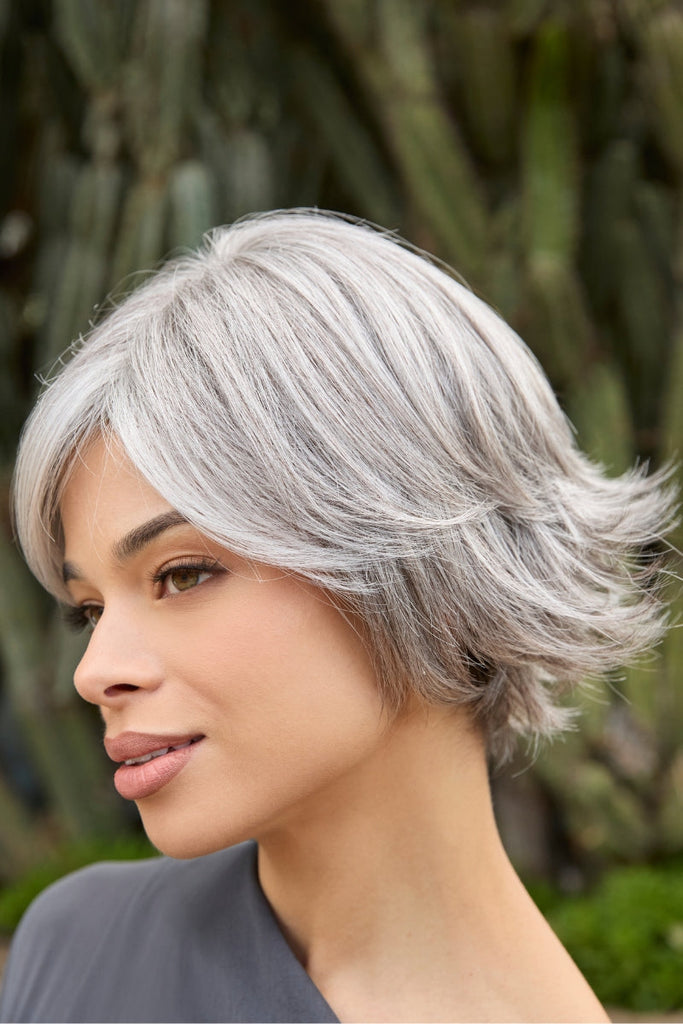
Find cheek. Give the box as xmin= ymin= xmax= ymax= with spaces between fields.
xmin=138 ymin=584 xmax=388 ymax=856
xmin=193 ymin=579 xmax=384 ymax=753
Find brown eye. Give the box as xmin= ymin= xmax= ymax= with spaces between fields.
xmin=156 ymin=560 xmax=223 ymax=597
xmin=63 ymin=604 xmax=104 ymax=633
xmin=168 ymin=569 xmax=203 ymax=592
xmin=161 ymin=566 xmax=216 ymax=596
xmin=84 ymin=605 xmax=104 ymax=628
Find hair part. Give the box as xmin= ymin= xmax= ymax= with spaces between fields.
xmin=12 ymin=209 xmax=678 ymax=763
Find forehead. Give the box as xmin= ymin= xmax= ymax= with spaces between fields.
xmin=60 ymin=438 xmax=172 ymax=555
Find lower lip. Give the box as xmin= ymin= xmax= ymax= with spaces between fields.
xmin=113 ymin=741 xmax=201 ymax=800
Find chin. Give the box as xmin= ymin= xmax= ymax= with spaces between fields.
xmin=138 ymin=807 xmax=252 ymax=860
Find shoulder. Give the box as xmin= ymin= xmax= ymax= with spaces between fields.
xmin=0 ymin=842 xmax=257 ymax=1023
xmin=15 ymin=841 xmax=252 ymax=935
xmin=30 ymin=839 xmax=251 ymax=918
xmin=18 ymin=855 xmax=167 ymax=926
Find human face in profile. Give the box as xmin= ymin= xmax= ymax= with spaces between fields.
xmin=60 ymin=437 xmax=389 ymax=858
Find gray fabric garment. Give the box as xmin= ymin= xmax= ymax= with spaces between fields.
xmin=0 ymin=841 xmax=339 ymax=1023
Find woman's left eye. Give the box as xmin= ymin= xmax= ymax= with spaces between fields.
xmin=157 ymin=562 xmax=222 ymax=597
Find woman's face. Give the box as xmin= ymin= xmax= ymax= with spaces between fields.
xmin=60 ymin=437 xmax=389 ymax=857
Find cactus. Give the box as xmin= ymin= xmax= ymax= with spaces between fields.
xmin=0 ymin=530 xmax=124 ymax=842
xmin=52 ymin=0 xmax=136 ymax=92
xmin=0 ymin=768 xmax=46 ymax=880
xmin=122 ymin=0 xmax=209 ymax=178
xmin=567 ymin=361 xmax=634 ymax=474
xmin=217 ymin=129 xmax=276 ymax=224
xmin=39 ymin=163 xmax=123 ymax=365
xmin=324 ymin=0 xmax=487 ymax=282
xmin=168 ymin=160 xmax=218 ymax=251
xmin=109 ymin=177 xmax=168 ymax=290
xmin=289 ymin=47 xmax=399 ymax=227
xmin=1 ymin=0 xmax=682 ymax=886
xmin=0 ymin=290 xmax=22 ymax=458
xmin=439 ymin=6 xmax=517 ymax=167
xmin=505 ymin=0 xmax=549 ymax=37
xmin=662 ymin=322 xmax=683 ymax=483
xmin=640 ymin=8 xmax=683 ymax=178
xmin=612 ymin=214 xmax=672 ymax=433
xmin=581 ymin=140 xmax=638 ymax=316
xmin=522 ymin=19 xmax=579 ymax=265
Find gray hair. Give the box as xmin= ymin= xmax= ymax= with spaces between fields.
xmin=12 ymin=209 xmax=677 ymax=762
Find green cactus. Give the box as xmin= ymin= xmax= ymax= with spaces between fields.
xmin=522 ymin=19 xmax=579 ymax=265
xmin=122 ymin=0 xmax=209 ymax=177
xmin=168 ymin=160 xmax=218 ymax=251
xmin=567 ymin=362 xmax=634 ymax=474
xmin=641 ymin=8 xmax=683 ymax=178
xmin=289 ymin=47 xmax=399 ymax=227
xmin=524 ymin=257 xmax=593 ymax=388
xmin=52 ymin=0 xmax=135 ymax=92
xmin=324 ymin=0 xmax=487 ymax=281
xmin=216 ymin=129 xmax=276 ymax=223
xmin=110 ymin=177 xmax=168 ymax=290
xmin=1 ymin=0 xmax=682 ymax=893
xmin=442 ymin=7 xmax=517 ymax=167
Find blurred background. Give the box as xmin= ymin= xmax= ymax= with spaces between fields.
xmin=0 ymin=0 xmax=682 ymax=1015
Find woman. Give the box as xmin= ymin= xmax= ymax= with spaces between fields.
xmin=0 ymin=210 xmax=674 ymax=1022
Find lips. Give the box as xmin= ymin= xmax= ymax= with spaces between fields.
xmin=104 ymin=732 xmax=204 ymax=800
xmin=104 ymin=732 xmax=204 ymax=763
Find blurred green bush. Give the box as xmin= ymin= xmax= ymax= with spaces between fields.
xmin=532 ymin=862 xmax=683 ymax=1011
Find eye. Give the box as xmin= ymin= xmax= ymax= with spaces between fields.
xmin=63 ymin=604 xmax=104 ymax=633
xmin=163 ymin=568 xmax=212 ymax=594
xmin=84 ymin=605 xmax=104 ymax=627
xmin=155 ymin=560 xmax=224 ymax=597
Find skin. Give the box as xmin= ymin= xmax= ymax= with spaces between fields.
xmin=61 ymin=437 xmax=610 ymax=1023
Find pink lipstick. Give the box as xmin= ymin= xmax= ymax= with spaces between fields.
xmin=105 ymin=732 xmax=204 ymax=800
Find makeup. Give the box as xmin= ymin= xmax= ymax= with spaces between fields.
xmin=106 ymin=732 xmax=204 ymax=800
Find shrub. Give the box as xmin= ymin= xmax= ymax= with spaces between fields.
xmin=546 ymin=862 xmax=683 ymax=1011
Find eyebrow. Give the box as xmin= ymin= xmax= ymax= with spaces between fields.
xmin=62 ymin=510 xmax=190 ymax=584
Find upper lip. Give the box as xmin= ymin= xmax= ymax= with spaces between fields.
xmin=104 ymin=732 xmax=204 ymax=764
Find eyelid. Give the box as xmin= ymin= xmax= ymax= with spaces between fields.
xmin=150 ymin=557 xmax=227 ymax=597
xmin=62 ymin=557 xmax=226 ymax=632
xmin=62 ymin=604 xmax=102 ymax=633
xmin=150 ymin=556 xmax=225 ymax=584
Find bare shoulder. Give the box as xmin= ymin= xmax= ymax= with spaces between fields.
xmin=486 ymin=889 xmax=610 ymax=1023
xmin=325 ymin=888 xmax=610 ymax=1024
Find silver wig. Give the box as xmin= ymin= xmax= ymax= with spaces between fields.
xmin=12 ymin=209 xmax=677 ymax=762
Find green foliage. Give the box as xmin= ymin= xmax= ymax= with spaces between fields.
xmin=545 ymin=862 xmax=683 ymax=1011
xmin=0 ymin=835 xmax=157 ymax=935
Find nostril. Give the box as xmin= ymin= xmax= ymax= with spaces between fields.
xmin=104 ymin=684 xmax=139 ymax=697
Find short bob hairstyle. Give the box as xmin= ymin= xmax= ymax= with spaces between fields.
xmin=12 ymin=209 xmax=677 ymax=762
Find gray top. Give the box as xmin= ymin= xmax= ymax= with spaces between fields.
xmin=0 ymin=841 xmax=339 ymax=1023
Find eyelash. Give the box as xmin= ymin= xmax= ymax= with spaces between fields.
xmin=62 ymin=558 xmax=225 ymax=634
xmin=63 ymin=605 xmax=98 ymax=633
xmin=148 ymin=557 xmax=224 ymax=590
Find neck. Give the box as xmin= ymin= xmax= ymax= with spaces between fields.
xmin=257 ymin=703 xmax=516 ymax=978
xmin=255 ymin=702 xmax=608 ymax=1023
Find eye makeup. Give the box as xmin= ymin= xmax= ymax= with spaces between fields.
xmin=63 ymin=556 xmax=228 ymax=633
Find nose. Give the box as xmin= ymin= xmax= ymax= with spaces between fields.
xmin=73 ymin=607 xmax=164 ymax=707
